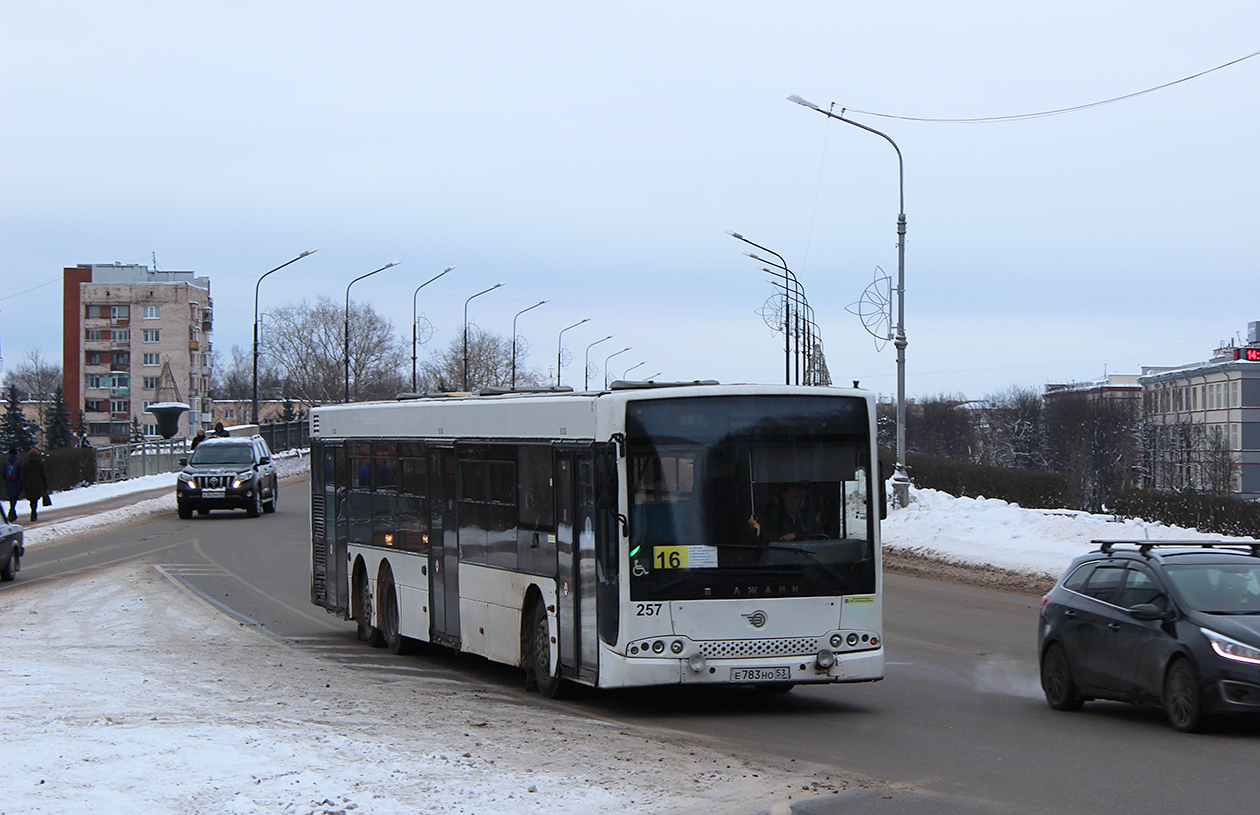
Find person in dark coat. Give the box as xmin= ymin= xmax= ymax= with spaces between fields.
xmin=213 ymin=421 xmax=229 ymax=438
xmin=190 ymin=428 xmax=207 ymax=449
xmin=19 ymin=447 xmax=48 ymax=523
xmin=3 ymin=447 xmax=21 ymax=523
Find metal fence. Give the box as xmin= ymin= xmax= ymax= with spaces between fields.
xmin=91 ymin=420 xmax=310 ymax=484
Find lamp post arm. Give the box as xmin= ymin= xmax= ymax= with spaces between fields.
xmin=412 ymin=266 xmax=456 ymax=392
xmin=510 ymin=299 xmax=548 ymax=389
xmin=253 ymin=249 xmax=316 ymax=421
xmin=345 ymin=261 xmax=400 ymax=403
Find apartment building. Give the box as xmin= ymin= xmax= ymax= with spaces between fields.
xmin=1139 ymin=322 xmax=1260 ymax=501
xmin=62 ymin=263 xmax=213 ymax=445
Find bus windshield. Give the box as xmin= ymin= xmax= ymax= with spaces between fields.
xmin=626 ymin=395 xmax=876 ymax=601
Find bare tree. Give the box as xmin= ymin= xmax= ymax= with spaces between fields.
xmin=1044 ymin=391 xmax=1140 ymax=511
xmin=906 ymin=393 xmax=977 ymax=462
xmin=418 ymin=325 xmax=547 ymax=392
xmin=8 ymin=348 xmax=61 ymax=401
xmin=266 ymin=297 xmax=407 ymax=405
xmin=982 ymin=386 xmax=1046 ymax=470
xmin=211 ymin=345 xmax=281 ymax=402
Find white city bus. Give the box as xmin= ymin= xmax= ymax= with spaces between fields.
xmin=309 ymin=382 xmax=885 ymax=696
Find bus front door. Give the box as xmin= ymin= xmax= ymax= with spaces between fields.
xmin=557 ymin=450 xmax=599 ymax=682
xmin=429 ymin=447 xmax=460 ymax=646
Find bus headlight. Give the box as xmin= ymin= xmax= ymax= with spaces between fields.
xmin=829 ymin=634 xmax=844 ymax=648
xmin=687 ymin=652 xmax=707 ymax=673
xmin=815 ymin=649 xmax=836 ymax=670
xmin=670 ymin=640 xmax=684 ymax=654
xmin=652 ymin=640 xmax=665 ymax=654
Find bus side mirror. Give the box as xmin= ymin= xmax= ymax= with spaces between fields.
xmin=879 ymin=460 xmax=888 ymax=520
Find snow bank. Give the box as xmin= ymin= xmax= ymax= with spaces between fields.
xmin=1 ymin=565 xmax=820 ymax=814
xmin=884 ymin=484 xmax=1259 ymax=580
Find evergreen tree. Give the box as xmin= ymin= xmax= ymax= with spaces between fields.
xmin=43 ymin=385 xmax=76 ymax=449
xmin=130 ymin=416 xmax=143 ymax=442
xmin=281 ymin=398 xmax=296 ymax=422
xmin=0 ymin=384 xmax=37 ymax=452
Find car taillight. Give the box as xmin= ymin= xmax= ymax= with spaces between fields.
xmin=1040 ymin=595 xmax=1050 ymax=614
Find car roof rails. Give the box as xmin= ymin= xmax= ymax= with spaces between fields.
xmin=477 ymin=386 xmax=575 ymax=395
xmin=1093 ymin=539 xmax=1260 ymax=558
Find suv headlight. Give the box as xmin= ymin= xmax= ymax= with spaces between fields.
xmin=178 ymin=474 xmax=196 ymax=489
xmin=232 ymin=471 xmax=254 ymax=489
xmin=1202 ymin=628 xmax=1260 ymax=665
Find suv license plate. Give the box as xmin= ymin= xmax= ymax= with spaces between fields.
xmin=730 ymin=666 xmax=791 ymax=683
xmin=202 ymin=489 xmax=225 ymax=498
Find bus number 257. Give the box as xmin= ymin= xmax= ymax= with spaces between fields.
xmin=636 ymin=603 xmax=663 ymax=617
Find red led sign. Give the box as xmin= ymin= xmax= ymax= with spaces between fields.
xmin=1236 ymin=348 xmax=1260 ymax=361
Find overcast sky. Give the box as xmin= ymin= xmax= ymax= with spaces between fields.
xmin=3 ymin=2 xmax=1257 ymax=400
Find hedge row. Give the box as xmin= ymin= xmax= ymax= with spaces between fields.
xmin=881 ymin=450 xmax=1077 ymax=510
xmin=1111 ymin=489 xmax=1260 ymax=540
xmin=37 ymin=448 xmax=96 ymax=494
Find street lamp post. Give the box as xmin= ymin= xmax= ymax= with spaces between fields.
xmin=584 ymin=335 xmax=613 ymax=391
xmin=789 ymin=94 xmax=910 ymax=505
xmin=463 ymin=282 xmax=506 ymax=391
xmin=511 ymin=300 xmax=549 ymax=389
xmin=412 ymin=266 xmax=456 ymax=393
xmin=624 ymin=361 xmax=647 ymax=380
xmin=253 ymin=249 xmax=316 ymax=422
xmin=728 ymin=232 xmax=807 ymax=385
xmin=603 ymin=347 xmax=631 ymax=388
xmin=345 ymin=261 xmax=400 ymax=403
xmin=556 ymin=318 xmax=590 ymax=387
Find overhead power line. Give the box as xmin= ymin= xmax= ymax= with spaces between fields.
xmin=834 ymin=47 xmax=1260 ymax=124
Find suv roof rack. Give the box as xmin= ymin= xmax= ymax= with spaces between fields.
xmin=1093 ymin=539 xmax=1260 ymax=558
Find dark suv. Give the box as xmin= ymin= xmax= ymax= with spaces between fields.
xmin=1039 ymin=540 xmax=1260 ymax=731
xmin=177 ymin=435 xmax=278 ymax=519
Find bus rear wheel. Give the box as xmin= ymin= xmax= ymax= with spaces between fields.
xmin=531 ymin=601 xmax=567 ymax=699
xmin=355 ymin=567 xmax=385 ymax=647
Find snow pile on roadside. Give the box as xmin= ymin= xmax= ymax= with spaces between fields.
xmin=884 ymin=484 xmax=1259 ymax=580
xmin=1 ymin=564 xmax=829 ymax=815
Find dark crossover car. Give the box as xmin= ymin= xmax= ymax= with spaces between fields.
xmin=1 ymin=521 xmax=23 ymax=581
xmin=176 ymin=435 xmax=278 ymax=519
xmin=1039 ymin=540 xmax=1260 ymax=731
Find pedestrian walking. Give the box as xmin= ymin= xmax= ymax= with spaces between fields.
xmin=3 ymin=447 xmax=21 ymax=523
xmin=19 ymin=447 xmax=48 ymax=523
xmin=213 ymin=421 xmax=229 ymax=438
xmin=191 ymin=428 xmax=207 ymax=449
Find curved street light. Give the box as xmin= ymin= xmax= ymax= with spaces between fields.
xmin=253 ymin=249 xmax=316 ymax=421
xmin=788 ymin=93 xmax=910 ymax=504
xmin=556 ymin=318 xmax=589 ymax=387
xmin=624 ymin=361 xmax=647 ymax=380
xmin=510 ymin=300 xmax=548 ymax=389
xmin=345 ymin=261 xmax=400 ymax=403
xmin=412 ymin=266 xmax=456 ymax=392
xmin=584 ymin=335 xmax=613 ymax=391
xmin=603 ymin=347 xmax=631 ymax=389
xmin=463 ymin=282 xmax=506 ymax=391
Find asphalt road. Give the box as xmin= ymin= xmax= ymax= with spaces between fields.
xmin=10 ymin=477 xmax=1260 ymax=814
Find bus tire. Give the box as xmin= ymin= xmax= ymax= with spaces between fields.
xmin=531 ymin=600 xmax=567 ymax=699
xmin=381 ymin=571 xmax=414 ymax=655
xmin=355 ymin=566 xmax=385 ymax=647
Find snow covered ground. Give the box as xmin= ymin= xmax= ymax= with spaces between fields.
xmin=3 ymin=459 xmax=1256 ymax=814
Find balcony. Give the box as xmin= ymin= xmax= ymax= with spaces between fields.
xmin=110 ymin=387 xmax=130 ymax=397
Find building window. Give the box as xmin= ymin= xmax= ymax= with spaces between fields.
xmin=143 ymin=353 xmax=160 ymax=366
xmin=85 ymin=374 xmax=104 ymax=389
xmin=143 ymin=376 xmax=160 ymax=389
xmin=143 ymin=329 xmax=160 ymax=343
xmin=85 ymin=399 xmax=106 ymax=412
xmin=144 ymin=305 xmax=159 ymax=319
xmin=86 ymin=352 xmax=102 ymax=365
xmin=113 ymin=329 xmax=129 ymax=343
xmin=143 ymin=423 xmax=157 ymax=436
xmin=225 ymin=408 xmax=235 ymax=420
xmin=86 ymin=329 xmax=102 ymax=342
xmin=1232 ymin=381 xmax=1240 ymax=408
xmin=113 ymin=305 xmax=129 ymax=319
xmin=111 ymin=400 xmax=128 ymax=414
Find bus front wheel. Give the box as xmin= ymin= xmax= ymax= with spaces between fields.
xmin=531 ymin=601 xmax=567 ymax=699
